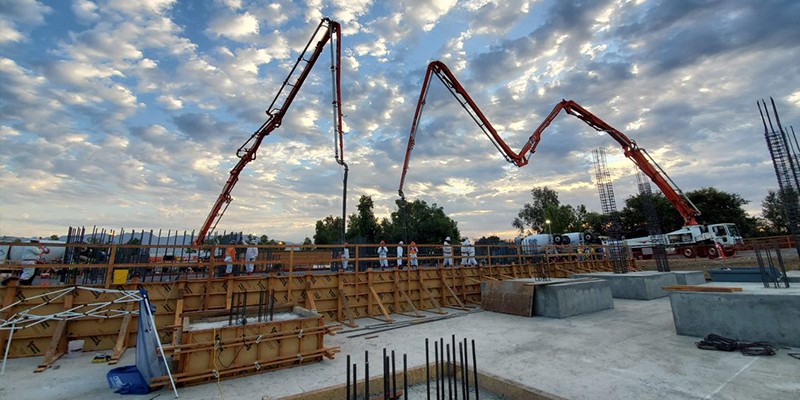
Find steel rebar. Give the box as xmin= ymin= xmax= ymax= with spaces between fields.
xmin=472 ymin=340 xmax=479 ymax=400
xmin=365 ymin=351 xmax=370 ymax=400
xmin=353 ymin=363 xmax=358 ymax=400
xmin=426 ymin=338 xmax=431 ymax=400
xmin=269 ymin=289 xmax=275 ymax=321
xmin=435 ymin=339 xmax=440 ymax=400
xmin=347 ymin=354 xmax=351 ymax=400
xmin=463 ymin=338 xmax=469 ymax=400
xmin=452 ymin=335 xmax=457 ymax=400
xmin=459 ymin=342 xmax=466 ymax=400
xmin=392 ymin=350 xmax=397 ymax=399
xmin=447 ymin=344 xmax=452 ymax=400
xmin=403 ymin=353 xmax=408 ymax=400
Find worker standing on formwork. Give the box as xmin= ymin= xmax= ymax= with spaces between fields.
xmin=342 ymin=242 xmax=350 ymax=271
xmin=397 ymin=241 xmax=404 ymax=269
xmin=443 ymin=237 xmax=453 ymax=268
xmin=224 ymin=244 xmax=236 ymax=275
xmin=409 ymin=241 xmax=418 ymax=269
xmin=460 ymin=237 xmax=469 ymax=267
xmin=378 ymin=241 xmax=389 ymax=270
xmin=468 ymin=238 xmax=477 ymax=266
xmin=245 ymin=240 xmax=258 ymax=275
xmin=20 ymin=237 xmax=46 ymax=285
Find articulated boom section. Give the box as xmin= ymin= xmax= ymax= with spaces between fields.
xmin=196 ymin=18 xmax=347 ymax=244
xmin=398 ymin=60 xmax=700 ymax=226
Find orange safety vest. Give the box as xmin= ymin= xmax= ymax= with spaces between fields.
xmin=225 ymin=246 xmax=236 ymax=259
xmin=409 ymin=246 xmax=418 ymax=255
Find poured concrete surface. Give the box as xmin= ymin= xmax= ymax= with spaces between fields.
xmin=672 ymin=271 xmax=706 ymax=285
xmin=533 ymin=279 xmax=614 ymax=318
xmin=669 ymin=281 xmax=800 ymax=347
xmin=2 ymin=297 xmax=798 ymax=400
xmin=571 ymin=271 xmax=678 ymax=300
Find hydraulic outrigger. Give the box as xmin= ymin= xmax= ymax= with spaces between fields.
xmin=195 ymin=18 xmax=348 ymax=245
xmin=397 ymin=60 xmax=703 ymax=241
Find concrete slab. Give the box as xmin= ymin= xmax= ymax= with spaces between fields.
xmin=570 ymin=271 xmax=678 ymax=300
xmin=787 ymin=270 xmax=800 ymax=282
xmin=2 ymin=296 xmax=798 ymax=400
xmin=668 ymin=282 xmax=800 ymax=347
xmin=533 ymin=279 xmax=614 ymax=318
xmin=671 ymin=271 xmax=706 ymax=285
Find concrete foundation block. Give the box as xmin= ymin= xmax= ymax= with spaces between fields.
xmin=672 ymin=271 xmax=706 ymax=286
xmin=668 ymin=291 xmax=800 ymax=347
xmin=570 ymin=272 xmax=678 ymax=300
xmin=533 ymin=279 xmax=614 ymax=318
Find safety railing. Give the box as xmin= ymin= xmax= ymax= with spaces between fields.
xmin=0 ymin=242 xmax=636 ymax=288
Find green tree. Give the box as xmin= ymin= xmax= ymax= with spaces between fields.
xmin=388 ymin=199 xmax=460 ymax=244
xmin=513 ymin=187 xmax=560 ymax=234
xmin=314 ymin=216 xmax=344 ymax=244
xmin=258 ymin=234 xmax=277 ymax=245
xmin=346 ymin=196 xmax=381 ymax=242
xmin=760 ymin=188 xmax=799 ymax=235
xmin=49 ymin=234 xmax=59 ymax=240
xmin=619 ymin=187 xmax=758 ymax=238
xmin=475 ymin=235 xmax=501 ymax=245
xmin=303 ymin=237 xmax=312 ymax=245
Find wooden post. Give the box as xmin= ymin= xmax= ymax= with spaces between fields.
xmin=0 ymin=282 xmax=19 ymax=355
xmin=354 ymin=245 xmax=360 ymax=301
xmin=367 ymin=268 xmax=373 ymax=317
xmin=104 ymin=245 xmax=118 ymax=288
xmin=393 ymin=269 xmax=399 ymax=314
xmin=287 ymin=246 xmax=295 ymax=303
xmin=109 ymin=302 xmax=135 ymax=365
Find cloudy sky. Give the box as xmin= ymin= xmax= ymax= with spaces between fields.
xmin=1 ymin=0 xmax=799 ymax=241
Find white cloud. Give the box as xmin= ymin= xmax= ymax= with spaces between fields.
xmin=208 ymin=12 xmax=260 ymax=40
xmin=156 ymin=94 xmax=183 ymax=109
xmin=0 ymin=19 xmax=24 ymax=43
xmin=71 ymin=0 xmax=100 ymax=23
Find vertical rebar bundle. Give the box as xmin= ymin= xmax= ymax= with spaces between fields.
xmin=636 ymin=171 xmax=670 ymax=272
xmin=592 ymin=148 xmax=628 ymax=273
xmin=758 ymin=98 xmax=800 ymax=260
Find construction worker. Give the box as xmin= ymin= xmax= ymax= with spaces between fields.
xmin=245 ymin=240 xmax=258 ymax=274
xmin=467 ymin=238 xmax=478 ymax=266
xmin=224 ymin=243 xmax=236 ymax=275
xmin=342 ymin=242 xmax=350 ymax=271
xmin=409 ymin=241 xmax=418 ymax=269
xmin=443 ymin=237 xmax=453 ymax=267
xmin=19 ymin=238 xmax=46 ymax=285
xmin=378 ymin=241 xmax=389 ymax=270
xmin=397 ymin=241 xmax=404 ymax=268
xmin=460 ymin=237 xmax=469 ymax=266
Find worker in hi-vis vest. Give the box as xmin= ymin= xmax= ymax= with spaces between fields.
xmin=224 ymin=244 xmax=236 ymax=275
xmin=245 ymin=240 xmax=258 ymax=274
xmin=443 ymin=237 xmax=453 ymax=267
xmin=378 ymin=241 xmax=389 ymax=270
xmin=409 ymin=242 xmax=419 ymax=269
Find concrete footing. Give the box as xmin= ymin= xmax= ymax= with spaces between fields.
xmin=668 ymin=285 xmax=800 ymax=347
xmin=533 ymin=279 xmax=614 ymax=318
xmin=672 ymin=271 xmax=706 ymax=285
xmin=571 ymin=271 xmax=678 ymax=300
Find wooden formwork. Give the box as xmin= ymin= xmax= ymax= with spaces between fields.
xmin=157 ymin=305 xmax=340 ymax=386
xmin=0 ymin=256 xmax=635 ymax=364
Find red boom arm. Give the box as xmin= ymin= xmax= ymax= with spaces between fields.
xmin=398 ymin=61 xmax=700 ymax=226
xmin=196 ymin=18 xmax=348 ymax=244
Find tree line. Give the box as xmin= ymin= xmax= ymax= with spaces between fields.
xmin=513 ymin=185 xmax=798 ymax=238
xmin=314 ymin=195 xmax=460 ymax=245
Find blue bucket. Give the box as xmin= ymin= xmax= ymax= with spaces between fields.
xmin=107 ymin=365 xmax=153 ymax=395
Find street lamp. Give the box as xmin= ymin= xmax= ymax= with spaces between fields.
xmin=545 ymin=219 xmax=553 ymax=236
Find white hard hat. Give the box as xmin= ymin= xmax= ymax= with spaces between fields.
xmin=399 ymin=241 xmax=403 ymax=244
xmin=445 ymin=236 xmax=451 ymax=241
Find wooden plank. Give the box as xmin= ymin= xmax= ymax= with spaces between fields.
xmin=109 ymin=303 xmax=135 ymax=365
xmin=369 ymin=286 xmax=395 ymax=323
xmin=395 ymin=283 xmax=422 ymax=317
xmin=33 ymin=319 xmax=67 ymax=372
xmin=305 ymin=273 xmax=317 ymax=311
xmin=662 ymin=285 xmax=743 ymax=293
xmin=419 ymin=283 xmax=446 ymax=315
xmin=441 ymin=280 xmax=466 ymax=310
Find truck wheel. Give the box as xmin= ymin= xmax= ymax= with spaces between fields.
xmin=707 ymin=246 xmax=719 ymax=259
xmin=722 ymin=247 xmax=736 ymax=257
xmin=682 ymin=247 xmax=696 ymax=258
xmin=553 ymin=235 xmax=563 ymax=245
